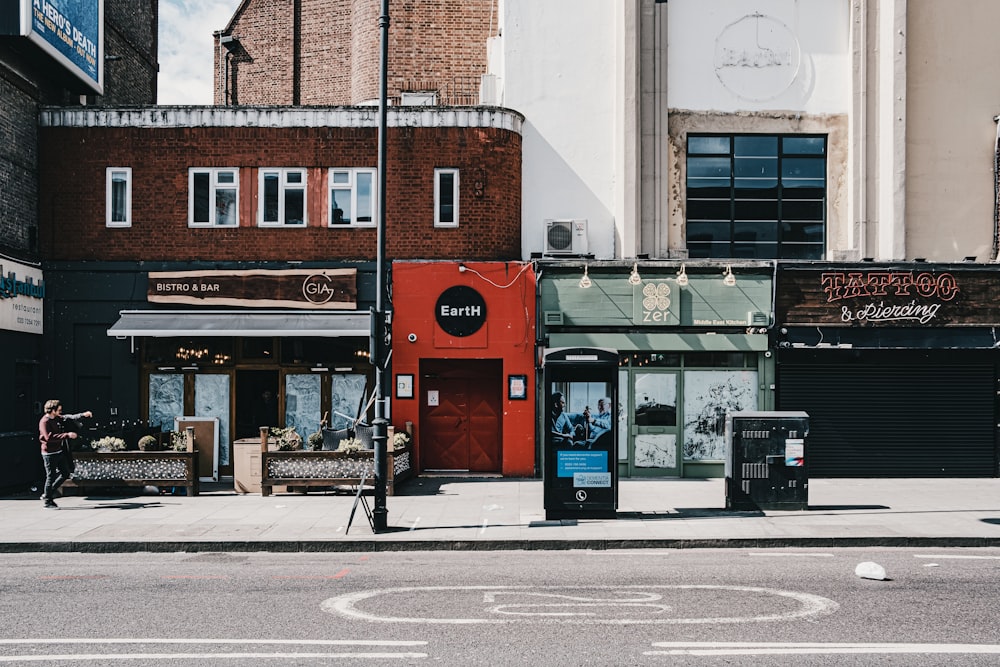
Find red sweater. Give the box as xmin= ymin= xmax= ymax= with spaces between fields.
xmin=38 ymin=413 xmax=83 ymax=454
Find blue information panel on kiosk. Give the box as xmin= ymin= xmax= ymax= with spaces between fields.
xmin=543 ymin=348 xmax=619 ymax=520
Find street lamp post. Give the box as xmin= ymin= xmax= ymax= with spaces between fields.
xmin=372 ymin=0 xmax=391 ymax=533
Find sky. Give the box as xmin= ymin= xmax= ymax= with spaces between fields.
xmin=158 ymin=0 xmax=244 ymax=105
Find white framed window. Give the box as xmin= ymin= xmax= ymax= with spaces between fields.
xmin=106 ymin=167 xmax=132 ymax=227
xmin=259 ymin=168 xmax=307 ymax=226
xmin=189 ymin=168 xmax=239 ymax=227
xmin=435 ymin=168 xmax=459 ymax=227
xmin=328 ymin=168 xmax=376 ymax=226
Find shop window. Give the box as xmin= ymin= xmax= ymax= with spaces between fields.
xmin=686 ymin=134 xmax=826 ymax=259
xmin=260 ymin=168 xmax=306 ymax=226
xmin=328 ymin=168 xmax=376 ymax=226
xmin=143 ymin=338 xmax=234 ymax=367
xmin=434 ymin=168 xmax=459 ymax=227
xmin=241 ymin=338 xmax=274 ymax=361
xmin=106 ymin=167 xmax=131 ymax=227
xmin=280 ymin=337 xmax=365 ymax=366
xmin=682 ymin=369 xmax=758 ymax=461
xmin=683 ymin=352 xmax=756 ymax=368
xmin=189 ymin=168 xmax=238 ymax=227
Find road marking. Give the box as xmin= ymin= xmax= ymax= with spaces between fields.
xmin=914 ymin=554 xmax=1000 ymax=560
xmin=748 ymin=552 xmax=834 ymax=558
xmin=322 ymin=585 xmax=838 ymax=625
xmin=586 ymin=550 xmax=676 ymax=556
xmin=0 ymin=652 xmax=427 ymax=662
xmin=480 ymin=520 xmax=489 ymax=534
xmin=647 ymin=642 xmax=1000 ymax=656
xmin=161 ymin=575 xmax=230 ymax=579
xmin=271 ymin=569 xmax=350 ymax=580
xmin=484 ymin=591 xmax=671 ymax=617
xmin=0 ymin=639 xmax=428 ymax=661
xmin=409 ymin=517 xmax=421 ymax=531
xmin=0 ymin=639 xmax=427 ymax=646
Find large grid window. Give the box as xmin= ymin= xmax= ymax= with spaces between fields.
xmin=259 ymin=168 xmax=306 ymax=226
xmin=328 ymin=168 xmax=375 ymax=226
xmin=189 ymin=168 xmax=238 ymax=227
xmin=686 ymin=134 xmax=826 ymax=259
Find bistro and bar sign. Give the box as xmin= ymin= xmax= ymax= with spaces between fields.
xmin=148 ymin=269 xmax=357 ymax=309
xmin=777 ymin=268 xmax=1000 ymax=326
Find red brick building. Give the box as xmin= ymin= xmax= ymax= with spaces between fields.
xmin=39 ymin=107 xmax=521 ymax=262
xmin=36 ymin=105 xmax=523 ymax=477
xmin=215 ymin=0 xmax=497 ymax=106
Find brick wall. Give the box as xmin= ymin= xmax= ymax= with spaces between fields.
xmin=216 ymin=0 xmax=497 ymax=105
xmin=38 ymin=123 xmax=521 ymax=262
xmin=0 ymin=78 xmax=39 ymax=256
xmin=99 ymin=0 xmax=159 ymax=106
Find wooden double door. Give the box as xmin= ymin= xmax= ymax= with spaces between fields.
xmin=419 ymin=359 xmax=502 ymax=472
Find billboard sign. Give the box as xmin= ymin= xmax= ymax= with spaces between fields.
xmin=0 ymin=259 xmax=45 ymax=335
xmin=14 ymin=0 xmax=103 ymax=93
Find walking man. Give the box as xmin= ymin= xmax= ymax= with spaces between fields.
xmin=38 ymin=399 xmax=91 ymax=508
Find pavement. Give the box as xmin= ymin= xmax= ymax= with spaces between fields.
xmin=1 ymin=476 xmax=999 ymax=553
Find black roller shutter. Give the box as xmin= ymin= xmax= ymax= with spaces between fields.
xmin=777 ymin=353 xmax=996 ymax=477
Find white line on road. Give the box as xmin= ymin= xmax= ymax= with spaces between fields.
xmin=914 ymin=554 xmax=1000 ymax=560
xmin=480 ymin=519 xmax=488 ymax=534
xmin=322 ymin=584 xmax=838 ymax=625
xmin=0 ymin=639 xmax=429 ymax=663
xmin=647 ymin=642 xmax=1000 ymax=656
xmin=0 ymin=652 xmax=428 ymax=662
xmin=0 ymin=639 xmax=426 ymax=646
xmin=748 ymin=553 xmax=834 ymax=558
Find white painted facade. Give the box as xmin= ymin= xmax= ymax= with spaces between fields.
xmin=491 ymin=0 xmax=1000 ymax=263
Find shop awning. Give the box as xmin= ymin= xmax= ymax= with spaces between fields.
xmin=107 ymin=310 xmax=371 ymax=338
xmin=547 ymin=332 xmax=769 ymax=352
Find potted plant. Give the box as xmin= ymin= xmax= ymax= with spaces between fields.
xmin=336 ymin=437 xmax=364 ymax=453
xmin=392 ymin=431 xmax=412 ymax=451
xmin=307 ymin=429 xmax=324 ymax=451
xmin=270 ymin=427 xmax=303 ymax=451
xmin=137 ymin=434 xmax=160 ymax=451
xmin=92 ymin=436 xmax=127 ymax=452
xmin=169 ymin=431 xmax=189 ymax=451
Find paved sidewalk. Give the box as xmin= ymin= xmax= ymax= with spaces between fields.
xmin=1 ymin=477 xmax=999 ymax=552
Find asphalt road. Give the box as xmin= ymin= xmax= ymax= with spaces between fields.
xmin=1 ymin=547 xmax=999 ymax=666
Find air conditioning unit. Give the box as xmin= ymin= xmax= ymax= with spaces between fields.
xmin=544 ymin=219 xmax=588 ymax=255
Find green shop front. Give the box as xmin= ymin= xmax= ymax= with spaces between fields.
xmin=537 ymin=260 xmax=775 ymax=479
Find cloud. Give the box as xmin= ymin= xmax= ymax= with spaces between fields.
xmin=158 ymin=0 xmax=243 ymax=105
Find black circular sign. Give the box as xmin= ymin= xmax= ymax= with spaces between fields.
xmin=436 ymin=285 xmax=487 ymax=337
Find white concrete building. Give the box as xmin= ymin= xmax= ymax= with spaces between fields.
xmin=488 ymin=0 xmax=1000 ymax=264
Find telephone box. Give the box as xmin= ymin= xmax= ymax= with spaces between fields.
xmin=543 ymin=347 xmax=619 ymax=520
xmin=725 ymin=411 xmax=809 ymax=511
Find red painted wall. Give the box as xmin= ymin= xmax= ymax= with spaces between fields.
xmin=391 ymin=261 xmax=536 ymax=477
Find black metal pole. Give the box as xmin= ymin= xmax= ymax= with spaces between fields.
xmin=372 ymin=0 xmax=390 ymax=532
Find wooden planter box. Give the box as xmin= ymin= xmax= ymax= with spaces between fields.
xmin=260 ymin=445 xmax=413 ymax=497
xmin=62 ymin=451 xmax=200 ymax=496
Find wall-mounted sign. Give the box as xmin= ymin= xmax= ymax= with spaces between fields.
xmin=435 ymin=285 xmax=486 ymax=337
xmin=0 ymin=0 xmax=103 ymax=94
xmin=0 ymin=259 xmax=44 ymax=334
xmin=777 ymin=268 xmax=1000 ymax=326
xmin=148 ymin=269 xmax=357 ymax=309
xmin=632 ymin=281 xmax=680 ymax=326
xmin=714 ymin=12 xmax=801 ymax=102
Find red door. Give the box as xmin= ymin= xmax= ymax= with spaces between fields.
xmin=420 ymin=360 xmax=501 ymax=472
